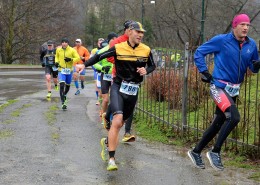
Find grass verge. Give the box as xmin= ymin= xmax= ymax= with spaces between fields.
xmin=0 ymin=99 xmax=18 ymax=113
xmin=0 ymin=129 xmax=14 ymax=139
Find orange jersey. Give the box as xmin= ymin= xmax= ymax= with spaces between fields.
xmin=73 ymin=46 xmax=90 ymax=65
xmin=108 ymin=34 xmax=129 ymax=77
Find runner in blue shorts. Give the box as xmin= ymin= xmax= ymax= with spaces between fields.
xmin=55 ymin=38 xmax=80 ymax=110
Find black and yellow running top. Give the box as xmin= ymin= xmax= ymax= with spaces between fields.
xmin=85 ymin=41 xmax=156 ymax=84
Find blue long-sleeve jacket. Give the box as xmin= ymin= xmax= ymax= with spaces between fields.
xmin=194 ymin=32 xmax=259 ymax=88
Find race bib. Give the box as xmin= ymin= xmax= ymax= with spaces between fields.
xmin=52 ymin=66 xmax=58 ymax=71
xmin=61 ymin=68 xmax=71 ymax=74
xmin=224 ymin=83 xmax=240 ymax=97
xmin=103 ymin=74 xmax=112 ymax=81
xmin=119 ymin=81 xmax=139 ymax=96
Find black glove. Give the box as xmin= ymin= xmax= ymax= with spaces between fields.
xmin=64 ymin=57 xmax=72 ymax=62
xmin=54 ymin=62 xmax=59 ymax=68
xmin=201 ymin=70 xmax=212 ymax=83
xmin=102 ymin=66 xmax=111 ymax=74
xmin=253 ymin=60 xmax=260 ymax=71
xmin=41 ymin=62 xmax=45 ymax=67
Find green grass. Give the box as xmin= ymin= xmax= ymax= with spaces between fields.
xmin=51 ymin=132 xmax=60 ymax=140
xmin=0 ymin=99 xmax=18 ymax=113
xmin=0 ymin=119 xmax=14 ymax=124
xmin=248 ymin=172 xmax=260 ymax=181
xmin=44 ymin=105 xmax=59 ymax=126
xmin=44 ymin=104 xmax=60 ymax=141
xmin=0 ymin=129 xmax=14 ymax=139
xmin=134 ymin=113 xmax=185 ymax=146
xmin=10 ymin=104 xmax=32 ymax=117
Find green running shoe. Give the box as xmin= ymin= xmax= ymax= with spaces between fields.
xmin=62 ymin=103 xmax=67 ymax=110
xmin=46 ymin=92 xmax=52 ymax=98
xmin=54 ymin=85 xmax=59 ymax=91
xmin=107 ymin=159 xmax=118 ymax=171
xmin=100 ymin=138 xmax=108 ymax=161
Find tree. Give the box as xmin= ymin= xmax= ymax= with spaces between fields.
xmin=0 ymin=0 xmax=76 ymax=64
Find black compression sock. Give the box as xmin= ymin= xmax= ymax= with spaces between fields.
xmin=212 ymin=147 xmax=221 ymax=153
xmin=109 ymin=151 xmax=115 ymax=158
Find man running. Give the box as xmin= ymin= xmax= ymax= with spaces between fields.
xmin=104 ymin=20 xmax=137 ymax=142
xmin=40 ymin=40 xmax=59 ymax=98
xmin=187 ymin=14 xmax=260 ymax=171
xmin=55 ymin=38 xmax=80 ymax=110
xmin=91 ymin=38 xmax=105 ymax=105
xmin=73 ymin=38 xmax=90 ymax=95
xmin=93 ymin=33 xmax=118 ymax=118
xmin=83 ymin=21 xmax=156 ymax=171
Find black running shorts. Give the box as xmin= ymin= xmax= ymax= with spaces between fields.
xmin=101 ymin=73 xmax=112 ymax=94
xmin=45 ymin=66 xmax=58 ymax=78
xmin=110 ymin=82 xmax=138 ymax=121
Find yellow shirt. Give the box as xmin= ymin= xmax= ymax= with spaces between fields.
xmin=55 ymin=46 xmax=80 ymax=71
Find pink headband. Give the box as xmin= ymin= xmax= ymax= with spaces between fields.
xmin=232 ymin=14 xmax=250 ymax=28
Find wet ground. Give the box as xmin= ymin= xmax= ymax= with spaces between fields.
xmin=0 ymin=68 xmax=258 ymax=185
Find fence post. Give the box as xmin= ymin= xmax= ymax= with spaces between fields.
xmin=181 ymin=42 xmax=189 ymax=136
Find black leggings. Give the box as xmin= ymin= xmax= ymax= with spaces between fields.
xmin=193 ymin=86 xmax=240 ymax=154
xmin=60 ymin=82 xmax=70 ymax=103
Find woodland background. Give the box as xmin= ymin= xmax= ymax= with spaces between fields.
xmin=0 ymin=0 xmax=259 ymax=64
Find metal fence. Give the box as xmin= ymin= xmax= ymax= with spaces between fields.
xmin=136 ymin=42 xmax=260 ymax=158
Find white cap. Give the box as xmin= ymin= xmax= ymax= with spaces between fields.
xmin=75 ymin=39 xmax=82 ymax=44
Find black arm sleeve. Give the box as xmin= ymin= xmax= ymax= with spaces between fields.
xmin=40 ymin=50 xmax=46 ymax=63
xmin=146 ymin=51 xmax=156 ymax=74
xmin=84 ymin=47 xmax=116 ymax=67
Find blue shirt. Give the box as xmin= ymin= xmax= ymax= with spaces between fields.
xmin=194 ymin=32 xmax=259 ymax=88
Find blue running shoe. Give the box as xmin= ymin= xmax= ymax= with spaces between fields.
xmin=187 ymin=150 xmax=205 ymax=169
xmin=75 ymin=89 xmax=80 ymax=95
xmin=206 ymin=150 xmax=224 ymax=171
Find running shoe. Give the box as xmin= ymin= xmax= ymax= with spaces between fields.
xmin=122 ymin=133 xmax=135 ymax=142
xmin=75 ymin=89 xmax=80 ymax=95
xmin=62 ymin=102 xmax=67 ymax=110
xmin=46 ymin=92 xmax=52 ymax=98
xmin=81 ymin=82 xmax=84 ymax=89
xmin=107 ymin=159 xmax=118 ymax=171
xmin=54 ymin=85 xmax=59 ymax=91
xmin=187 ymin=150 xmax=205 ymax=169
xmin=102 ymin=113 xmax=111 ymax=130
xmin=100 ymin=138 xmax=108 ymax=161
xmin=206 ymin=150 xmax=224 ymax=171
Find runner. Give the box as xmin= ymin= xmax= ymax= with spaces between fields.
xmin=83 ymin=21 xmax=156 ymax=171
xmin=90 ymin=38 xmax=105 ymax=106
xmin=187 ymin=14 xmax=260 ymax=171
xmin=103 ymin=20 xmax=137 ymax=142
xmin=73 ymin=38 xmax=90 ymax=95
xmin=93 ymin=33 xmax=118 ymax=119
xmin=40 ymin=40 xmax=59 ymax=98
xmin=55 ymin=38 xmax=80 ymax=110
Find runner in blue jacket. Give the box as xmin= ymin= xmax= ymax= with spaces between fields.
xmin=188 ymin=14 xmax=260 ymax=171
